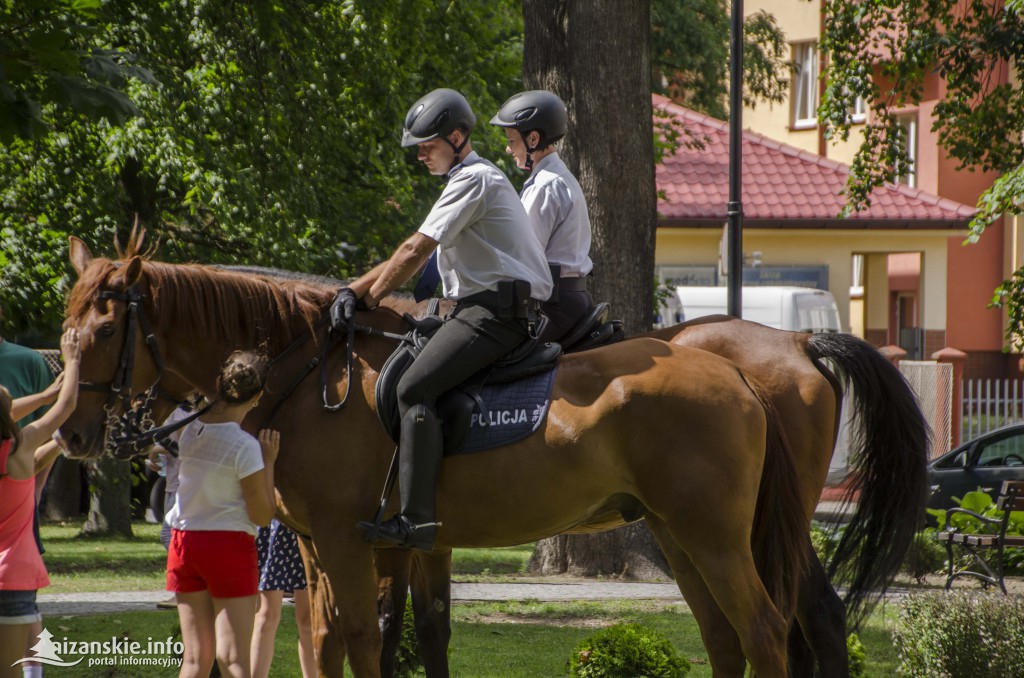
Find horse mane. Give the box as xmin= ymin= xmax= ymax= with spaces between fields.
xmin=68 ymin=254 xmax=336 ymax=353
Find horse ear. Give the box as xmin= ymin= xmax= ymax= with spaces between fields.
xmin=69 ymin=237 xmax=93 ymax=276
xmin=108 ymin=256 xmax=143 ymax=291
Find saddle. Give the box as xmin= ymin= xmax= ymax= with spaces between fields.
xmin=558 ymin=302 xmax=625 ymax=353
xmin=375 ymin=301 xmax=624 ymax=455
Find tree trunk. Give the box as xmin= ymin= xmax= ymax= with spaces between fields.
xmin=42 ymin=457 xmax=85 ymax=520
xmin=80 ymin=457 xmax=134 ymax=538
xmin=522 ymin=1 xmax=667 ymax=579
xmin=523 ymin=0 xmax=657 ymax=335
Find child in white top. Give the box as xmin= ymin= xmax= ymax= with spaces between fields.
xmin=166 ymin=350 xmax=278 ymax=678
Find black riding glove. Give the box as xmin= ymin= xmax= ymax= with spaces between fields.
xmin=330 ymin=288 xmax=358 ymax=334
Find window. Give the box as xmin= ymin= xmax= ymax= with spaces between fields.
xmin=792 ymin=42 xmax=819 ymax=129
xmin=977 ymin=433 xmax=1024 ymax=467
xmin=848 ymin=95 xmax=867 ymax=124
xmin=895 ymin=115 xmax=917 ymax=188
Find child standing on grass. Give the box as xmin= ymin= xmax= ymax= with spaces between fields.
xmin=250 ymin=518 xmax=316 ymax=678
xmin=165 ymin=350 xmax=278 ymax=678
xmin=0 ymin=328 xmax=79 ymax=678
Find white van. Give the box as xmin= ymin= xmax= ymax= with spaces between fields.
xmin=659 ymin=285 xmax=852 ymax=486
xmin=670 ymin=285 xmax=843 ymax=333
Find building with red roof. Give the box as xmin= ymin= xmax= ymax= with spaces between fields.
xmin=653 ymin=94 xmax=1010 ymax=379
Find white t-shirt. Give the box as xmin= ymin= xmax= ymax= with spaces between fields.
xmin=417 ymin=152 xmax=553 ymax=302
xmin=161 ymin=407 xmax=189 ymax=494
xmin=521 ymin=152 xmax=594 ymax=278
xmin=166 ymin=420 xmax=264 ymax=535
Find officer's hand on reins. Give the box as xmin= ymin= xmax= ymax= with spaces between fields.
xmin=330 ymin=288 xmax=359 ymax=335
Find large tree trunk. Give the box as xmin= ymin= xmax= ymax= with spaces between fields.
xmin=80 ymin=457 xmax=134 ymax=538
xmin=42 ymin=457 xmax=85 ymax=520
xmin=522 ymin=1 xmax=668 ymax=579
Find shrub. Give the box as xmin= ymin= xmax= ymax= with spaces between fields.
xmin=568 ymin=623 xmax=690 ymax=677
xmin=810 ymin=524 xmax=838 ymax=565
xmin=394 ymin=606 xmax=423 ymax=678
xmin=847 ymin=632 xmax=866 ymax=678
xmin=891 ymin=592 xmax=1024 ymax=677
xmin=900 ymin=529 xmax=947 ymax=582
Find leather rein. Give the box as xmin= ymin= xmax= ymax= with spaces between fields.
xmin=76 ymin=283 xmax=399 ymax=459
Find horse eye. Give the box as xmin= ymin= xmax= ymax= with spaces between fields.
xmin=99 ymin=323 xmax=116 ymax=338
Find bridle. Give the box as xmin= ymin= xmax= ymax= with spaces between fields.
xmin=76 ymin=285 xmax=198 ymax=459
xmin=75 ymin=280 xmax=402 ymax=460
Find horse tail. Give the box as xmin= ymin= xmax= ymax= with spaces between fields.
xmin=806 ymin=332 xmax=930 ymax=627
xmin=745 ymin=375 xmax=810 ymax=621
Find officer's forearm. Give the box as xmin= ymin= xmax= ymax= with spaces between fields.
xmin=367 ymin=242 xmax=429 ymax=305
xmin=348 ymin=262 xmax=388 ymax=297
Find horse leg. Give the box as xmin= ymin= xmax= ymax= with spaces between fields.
xmin=409 ymin=549 xmax=453 ymax=678
xmin=298 ymin=536 xmax=348 ymax=676
xmin=643 ymin=472 xmax=789 ymax=678
xmin=310 ymin=534 xmax=385 ymax=677
xmin=645 ymin=515 xmax=747 ymax=676
xmin=374 ymin=549 xmax=413 ymax=678
xmin=793 ymin=544 xmax=849 ymax=678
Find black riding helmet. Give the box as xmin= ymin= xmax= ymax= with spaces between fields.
xmin=401 ymin=88 xmax=476 ymax=166
xmin=490 ymin=90 xmax=568 ymax=169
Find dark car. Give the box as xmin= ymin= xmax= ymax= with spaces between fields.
xmin=927 ymin=423 xmax=1024 ymax=513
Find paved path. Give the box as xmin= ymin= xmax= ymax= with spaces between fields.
xmin=39 ymin=582 xmax=686 ymax=616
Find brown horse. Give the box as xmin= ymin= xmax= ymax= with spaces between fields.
xmin=58 ymin=236 xmax=809 ymax=677
xmin=377 ymin=316 xmax=930 ymax=677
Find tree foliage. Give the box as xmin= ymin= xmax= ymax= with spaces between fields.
xmin=0 ymin=0 xmax=151 ymax=142
xmin=0 ymin=0 xmax=522 ymax=340
xmin=1 ymin=0 xmax=787 ymax=342
xmin=652 ymin=0 xmax=788 ymax=119
xmin=820 ymin=0 xmax=1024 ymax=347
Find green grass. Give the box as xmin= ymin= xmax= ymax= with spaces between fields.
xmin=36 ymin=523 xmax=903 ymax=676
xmin=41 ymin=521 xmax=168 ymax=593
xmin=451 ymin=544 xmax=534 ymax=576
xmin=42 ymin=601 xmax=900 ymax=677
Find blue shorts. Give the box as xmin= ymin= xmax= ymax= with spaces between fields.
xmin=0 ymin=589 xmax=41 ymax=624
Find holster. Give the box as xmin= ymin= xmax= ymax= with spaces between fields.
xmin=496 ymin=280 xmax=533 ymax=319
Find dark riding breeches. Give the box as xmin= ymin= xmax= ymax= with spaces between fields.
xmin=396 ymin=301 xmax=529 ymax=419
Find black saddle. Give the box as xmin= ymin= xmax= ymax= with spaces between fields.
xmin=558 ymin=302 xmax=626 ymax=353
xmin=375 ymin=309 xmax=561 ymax=454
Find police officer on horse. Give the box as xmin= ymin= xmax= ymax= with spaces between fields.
xmin=333 ymin=88 xmax=552 ymax=551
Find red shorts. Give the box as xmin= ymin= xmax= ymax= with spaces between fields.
xmin=167 ymin=529 xmax=258 ymax=598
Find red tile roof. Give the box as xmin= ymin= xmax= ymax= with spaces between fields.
xmin=654 ymin=94 xmax=975 ymax=229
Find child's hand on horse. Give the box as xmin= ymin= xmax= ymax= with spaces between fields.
xmin=60 ymin=327 xmax=81 ymax=364
xmin=259 ymin=429 xmax=280 ymax=464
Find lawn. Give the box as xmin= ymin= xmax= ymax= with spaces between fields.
xmin=38 ymin=521 xmax=901 ymax=676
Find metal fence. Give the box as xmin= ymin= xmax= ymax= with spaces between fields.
xmin=962 ymin=378 xmax=1024 ymax=442
xmin=900 ymin=360 xmax=953 ymax=459
xmin=36 ymin=349 xmax=63 ymax=377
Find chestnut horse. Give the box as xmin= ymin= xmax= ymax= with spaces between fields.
xmin=376 ymin=317 xmax=930 ymax=677
xmin=59 ymin=236 xmax=808 ymax=677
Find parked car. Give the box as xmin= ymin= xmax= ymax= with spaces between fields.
xmin=927 ymin=423 xmax=1024 ymax=515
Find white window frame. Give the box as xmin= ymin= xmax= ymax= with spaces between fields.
xmin=895 ymin=115 xmax=917 ymax=188
xmin=792 ymin=42 xmax=819 ymax=129
xmin=848 ymin=95 xmax=867 ymax=124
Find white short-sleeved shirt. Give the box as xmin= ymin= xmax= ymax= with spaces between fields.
xmin=160 ymin=407 xmax=189 ymax=494
xmin=166 ymin=420 xmax=264 ymax=535
xmin=417 ymin=152 xmax=553 ymax=302
xmin=520 ymin=152 xmax=593 ymax=278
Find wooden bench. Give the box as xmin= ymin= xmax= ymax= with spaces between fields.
xmin=937 ymin=480 xmax=1024 ymax=593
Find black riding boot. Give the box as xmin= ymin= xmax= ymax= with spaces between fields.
xmin=357 ymin=404 xmax=443 ymax=551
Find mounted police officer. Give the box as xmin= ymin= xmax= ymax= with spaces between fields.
xmin=332 ymin=88 xmax=552 ymax=551
xmin=491 ymin=90 xmax=594 ymax=344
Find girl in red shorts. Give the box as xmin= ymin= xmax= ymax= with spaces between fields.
xmin=165 ymin=350 xmax=279 ymax=678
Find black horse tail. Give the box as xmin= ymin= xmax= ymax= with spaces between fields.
xmin=807 ymin=332 xmax=930 ymax=627
xmin=746 ymin=375 xmax=810 ymax=622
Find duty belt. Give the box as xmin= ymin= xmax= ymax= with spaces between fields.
xmin=558 ymin=276 xmax=588 ymax=292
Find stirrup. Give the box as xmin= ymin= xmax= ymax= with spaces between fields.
xmin=356 ymin=515 xmax=441 ymax=551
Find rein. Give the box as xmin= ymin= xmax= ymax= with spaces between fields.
xmin=80 ymin=274 xmax=413 ymax=459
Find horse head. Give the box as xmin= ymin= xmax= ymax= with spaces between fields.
xmin=57 ymin=235 xmax=191 ymax=459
